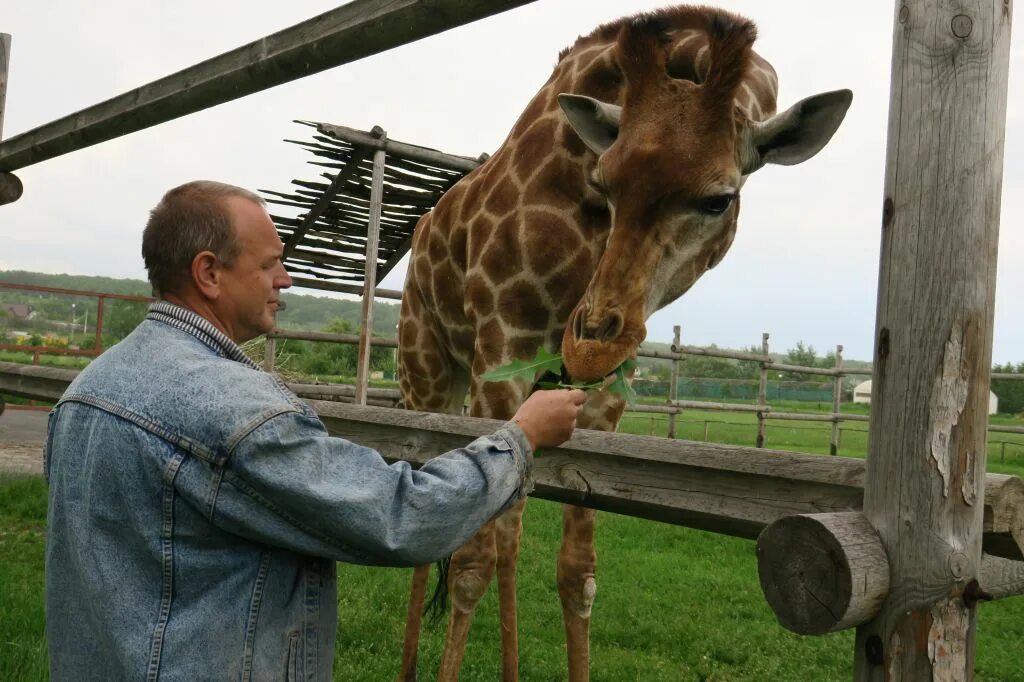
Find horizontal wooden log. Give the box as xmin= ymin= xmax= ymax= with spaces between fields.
xmin=287 ymin=276 xmax=402 ymax=299
xmin=269 ymin=328 xmax=398 ymax=348
xmin=0 ymin=170 xmax=22 ymax=206
xmin=756 ymin=512 xmax=890 ymax=634
xmin=316 ymin=122 xmax=483 ymax=173
xmin=980 ymin=554 xmax=1024 ymax=600
xmin=287 ymin=381 xmax=399 ymax=406
xmin=0 ymin=0 xmax=535 ymax=171
xmin=3 ymin=361 xmax=1022 ymax=562
xmin=984 ymin=474 xmax=1024 ymax=561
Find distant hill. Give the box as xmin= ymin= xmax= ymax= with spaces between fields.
xmin=0 ymin=270 xmax=400 ymax=336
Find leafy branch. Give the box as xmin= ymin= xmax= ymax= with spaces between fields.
xmin=481 ymin=347 xmax=638 ymax=406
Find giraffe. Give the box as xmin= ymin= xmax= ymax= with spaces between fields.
xmin=395 ymin=6 xmax=851 ymax=680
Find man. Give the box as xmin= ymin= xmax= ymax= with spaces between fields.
xmin=45 ymin=181 xmax=585 ymax=680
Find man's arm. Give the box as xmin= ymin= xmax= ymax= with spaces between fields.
xmin=174 ymin=389 xmax=584 ymax=566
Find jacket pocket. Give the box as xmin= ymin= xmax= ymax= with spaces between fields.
xmin=286 ymin=632 xmax=300 ymax=682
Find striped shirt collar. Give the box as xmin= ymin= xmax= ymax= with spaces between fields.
xmin=146 ymin=300 xmax=259 ymax=370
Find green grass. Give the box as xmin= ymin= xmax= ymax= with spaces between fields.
xmin=617 ymin=402 xmax=1024 ymax=478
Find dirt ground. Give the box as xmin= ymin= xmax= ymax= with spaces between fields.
xmin=0 ymin=408 xmax=48 ymax=476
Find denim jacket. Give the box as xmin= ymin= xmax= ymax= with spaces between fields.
xmin=45 ymin=301 xmax=533 ymax=681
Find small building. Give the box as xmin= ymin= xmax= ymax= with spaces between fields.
xmin=3 ymin=303 xmax=35 ymax=320
xmin=853 ymin=379 xmax=998 ymax=414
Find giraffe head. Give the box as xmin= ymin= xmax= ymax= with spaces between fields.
xmin=556 ymin=11 xmax=852 ymax=382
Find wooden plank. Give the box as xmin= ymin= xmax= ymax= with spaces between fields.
xmin=0 ymin=0 xmax=536 ymax=172
xmin=355 ymin=145 xmax=386 ymax=405
xmin=668 ymin=326 xmax=681 ymax=439
xmin=853 ymin=2 xmax=1013 ymax=678
xmin=287 ymin=275 xmax=402 ymax=300
xmin=317 ymin=122 xmax=484 ymax=173
xmin=269 ymin=328 xmax=397 ymax=348
xmin=757 ymin=333 xmax=769 ymax=448
xmin=0 ymin=33 xmax=10 ymax=139
xmin=282 ymin=146 xmax=371 ymax=259
xmin=830 ymin=345 xmax=844 ymax=455
xmin=3 ymin=360 xmax=1023 ymax=563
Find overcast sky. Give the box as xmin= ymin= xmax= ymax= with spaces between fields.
xmin=2 ymin=1 xmax=1022 ymax=364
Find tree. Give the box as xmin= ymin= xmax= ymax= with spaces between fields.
xmin=991 ymin=361 xmax=1024 ymax=414
xmin=783 ymin=341 xmax=817 ymax=380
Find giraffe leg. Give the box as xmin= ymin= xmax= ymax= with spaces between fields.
xmin=396 ymin=280 xmax=471 ymax=681
xmin=494 ymin=498 xmax=526 ymax=681
xmin=558 ymin=504 xmax=597 ymax=682
xmin=397 ymin=563 xmax=430 ymax=681
xmin=437 ymin=521 xmax=498 ymax=681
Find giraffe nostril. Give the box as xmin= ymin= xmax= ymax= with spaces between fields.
xmin=594 ymin=312 xmax=624 ymax=343
xmin=572 ymin=307 xmax=585 ymax=341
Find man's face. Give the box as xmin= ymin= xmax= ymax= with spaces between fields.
xmin=216 ymin=196 xmax=292 ymax=343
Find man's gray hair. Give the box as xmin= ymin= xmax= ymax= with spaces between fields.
xmin=142 ymin=180 xmax=267 ymax=297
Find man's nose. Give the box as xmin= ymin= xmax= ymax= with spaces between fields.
xmin=276 ymin=266 xmax=292 ymax=289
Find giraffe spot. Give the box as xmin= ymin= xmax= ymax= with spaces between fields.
xmin=449 ymin=225 xmax=469 ymax=266
xmin=475 ymin=319 xmax=506 ymax=366
xmin=522 ymin=210 xmax=579 ymax=274
xmin=465 ymin=273 xmax=495 ymax=319
xmin=524 ymin=155 xmax=581 ymax=210
xmin=428 ymin=228 xmax=448 ymax=263
xmin=467 ymin=215 xmax=495 ymax=267
xmin=400 ymin=320 xmax=419 ymax=348
xmin=513 ymin=118 xmax=557 ymax=181
xmin=450 ymin=327 xmax=477 ymax=361
xmin=509 ymin=335 xmax=547 ymax=363
xmin=424 ymin=395 xmax=446 ymax=411
xmin=431 ymin=260 xmax=462 ymax=322
xmin=483 ymin=178 xmax=518 ymax=217
xmin=413 ymin=256 xmax=432 ymax=293
xmin=459 ymin=180 xmax=485 ymax=222
xmin=575 ymin=61 xmax=622 ymax=103
xmin=497 ymin=280 xmax=550 ymax=332
xmin=511 ymin=91 xmax=553 ymax=142
xmin=480 ymin=216 xmax=524 ymax=284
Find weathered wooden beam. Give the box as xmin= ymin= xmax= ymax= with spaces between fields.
xmin=355 ymin=143 xmax=386 ymax=406
xmin=316 ymin=122 xmax=484 ymax=173
xmin=268 ymin=328 xmax=398 ymax=348
xmin=853 ymin=2 xmax=1013 ymax=678
xmin=0 ymin=0 xmax=536 ymax=172
xmin=4 ymin=362 xmax=1023 ymax=564
xmin=757 ymin=513 xmax=1023 ymax=637
xmin=281 ymin=144 xmax=371 ymax=260
xmin=0 ymin=34 xmax=21 ymax=207
xmin=287 ymin=275 xmax=402 ymax=299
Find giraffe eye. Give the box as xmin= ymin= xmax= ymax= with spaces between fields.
xmin=699 ymin=194 xmax=736 ymax=216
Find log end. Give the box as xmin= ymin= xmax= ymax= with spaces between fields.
xmin=0 ymin=171 xmax=23 ymax=206
xmin=756 ymin=512 xmax=889 ymax=635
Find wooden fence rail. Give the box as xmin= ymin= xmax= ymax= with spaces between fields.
xmin=3 ymin=360 xmax=1022 ymax=581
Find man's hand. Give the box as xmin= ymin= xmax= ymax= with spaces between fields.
xmin=511 ymin=389 xmax=587 ymax=450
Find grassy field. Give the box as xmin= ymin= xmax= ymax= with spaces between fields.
xmin=2 ymin=400 xmax=1024 ymax=679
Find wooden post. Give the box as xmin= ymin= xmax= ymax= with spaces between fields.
xmin=0 ymin=33 xmax=9 ymax=138
xmin=756 ymin=333 xmax=769 ymax=447
xmin=263 ymin=335 xmax=277 ymax=373
xmin=668 ymin=325 xmax=681 ymax=439
xmin=0 ymin=33 xmax=20 ymax=206
xmin=355 ymin=127 xmax=386 ymax=406
xmin=830 ymin=344 xmax=843 ymax=455
xmin=854 ymin=2 xmax=1012 ymax=678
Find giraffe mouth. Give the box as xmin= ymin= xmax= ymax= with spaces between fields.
xmin=561 ymin=305 xmax=645 ymax=383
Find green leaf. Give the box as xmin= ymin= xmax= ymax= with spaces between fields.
xmin=606 ymin=361 xmax=638 ymax=406
xmin=481 ymin=347 xmax=564 ymax=383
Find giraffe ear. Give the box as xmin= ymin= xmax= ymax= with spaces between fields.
xmin=558 ymin=94 xmax=622 ymax=155
xmin=741 ymin=89 xmax=853 ymax=174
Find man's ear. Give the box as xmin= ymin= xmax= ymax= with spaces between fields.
xmin=191 ymin=251 xmax=221 ymax=300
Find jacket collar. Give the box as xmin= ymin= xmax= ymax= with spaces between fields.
xmin=147 ymin=300 xmax=259 ymax=370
